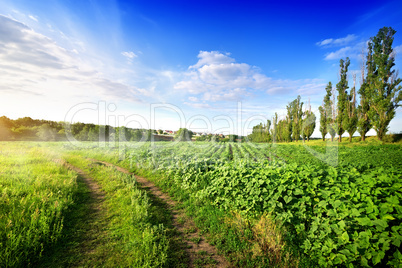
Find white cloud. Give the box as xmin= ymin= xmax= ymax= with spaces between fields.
xmin=324 ymin=41 xmax=367 ymax=60
xmin=174 ymin=51 xmax=325 ymax=106
xmin=325 ymin=46 xmax=353 ymax=60
xmin=394 ymin=44 xmax=402 ymax=55
xmin=121 ymin=51 xmax=137 ymax=59
xmin=316 ymin=34 xmax=356 ymax=47
xmin=0 ymin=15 xmax=145 ymax=104
xmin=183 ymin=102 xmax=211 ymax=109
xmin=174 ymin=51 xmax=271 ymax=101
xmin=297 ymin=80 xmax=327 ymax=95
xmin=121 ymin=51 xmax=138 ymax=64
xmin=190 ymin=51 xmax=234 ymax=68
xmin=28 ymin=15 xmax=38 ymax=22
xmin=188 ymin=96 xmax=198 ymax=102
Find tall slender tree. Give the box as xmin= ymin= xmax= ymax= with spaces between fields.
xmin=285 ymin=102 xmax=293 ymax=141
xmin=271 ymin=113 xmax=278 ymax=142
xmin=249 ymin=121 xmax=271 ymax=142
xmin=329 ymin=87 xmax=337 ymax=141
xmin=319 ymin=82 xmax=333 ymax=141
xmin=277 ymin=119 xmax=282 ymax=142
xmin=278 ymin=119 xmax=291 ymax=142
xmin=302 ymin=99 xmax=316 ymax=142
xmin=357 ymin=47 xmax=372 ymax=141
xmin=343 ymin=74 xmax=358 ymax=142
xmin=335 ymin=57 xmax=350 ymax=142
xmin=366 ymin=27 xmax=402 ymax=141
xmin=288 ymin=95 xmax=303 ymax=142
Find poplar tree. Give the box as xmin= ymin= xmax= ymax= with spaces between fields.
xmin=288 ymin=95 xmax=303 ymax=142
xmin=357 ymin=49 xmax=372 ymax=141
xmin=366 ymin=27 xmax=402 ymax=141
xmin=271 ymin=113 xmax=278 ymax=142
xmin=302 ymin=100 xmax=316 ymax=142
xmin=319 ymin=82 xmax=333 ymax=141
xmin=249 ymin=121 xmax=271 ymax=142
xmin=343 ymin=74 xmax=358 ymax=142
xmin=285 ymin=102 xmax=293 ymax=141
xmin=335 ymin=57 xmax=350 ymax=142
xmin=329 ymin=87 xmax=337 ymax=142
xmin=278 ymin=119 xmax=291 ymax=142
xmin=277 ymin=120 xmax=283 ymax=142
xmin=276 ymin=120 xmax=282 ymax=142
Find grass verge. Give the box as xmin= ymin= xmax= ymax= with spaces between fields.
xmin=0 ymin=142 xmax=78 ymax=267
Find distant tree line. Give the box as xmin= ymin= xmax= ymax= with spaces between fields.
xmin=0 ymin=117 xmax=243 ymax=143
xmin=0 ymin=116 xmax=65 ymax=141
xmin=0 ymin=117 xmax=245 ymax=143
xmin=0 ymin=116 xmax=160 ymax=142
xmin=195 ymin=134 xmax=242 ymax=142
xmin=249 ymin=27 xmax=401 ymax=143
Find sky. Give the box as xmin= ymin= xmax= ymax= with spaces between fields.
xmin=1 ymin=0 xmax=402 ymax=136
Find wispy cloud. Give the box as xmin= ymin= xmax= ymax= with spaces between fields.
xmin=325 ymin=46 xmax=353 ymax=60
xmin=316 ymin=33 xmax=371 ymax=61
xmin=324 ymin=42 xmax=366 ymax=60
xmin=316 ymin=34 xmax=356 ymax=47
xmin=394 ymin=44 xmax=402 ymax=55
xmin=121 ymin=51 xmax=137 ymax=63
xmin=0 ymin=15 xmax=145 ymax=103
xmin=28 ymin=15 xmax=38 ymax=22
xmin=183 ymin=102 xmax=211 ymax=109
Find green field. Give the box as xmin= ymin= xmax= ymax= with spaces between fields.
xmin=1 ymin=141 xmax=401 ymax=267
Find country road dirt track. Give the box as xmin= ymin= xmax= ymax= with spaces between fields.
xmin=50 ymin=160 xmax=109 ymax=266
xmin=88 ymin=158 xmax=229 ymax=268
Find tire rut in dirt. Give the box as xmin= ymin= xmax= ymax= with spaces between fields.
xmin=89 ymin=158 xmax=229 ymax=268
xmin=50 ymin=160 xmax=108 ymax=266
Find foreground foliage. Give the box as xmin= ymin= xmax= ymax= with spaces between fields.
xmin=0 ymin=142 xmax=77 ymax=267
xmin=2 ymin=141 xmax=401 ymax=267
xmin=68 ymin=141 xmax=402 ymax=267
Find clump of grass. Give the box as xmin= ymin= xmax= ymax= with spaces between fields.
xmin=226 ymin=212 xmax=297 ymax=267
xmin=177 ymin=215 xmax=186 ymax=225
xmin=194 ymin=254 xmax=219 ymax=267
xmin=184 ymin=227 xmax=197 ymax=234
xmin=0 ymin=143 xmax=78 ymax=267
xmin=251 ymin=213 xmax=290 ymax=265
xmin=190 ymin=236 xmax=202 ymax=244
xmin=197 ymin=250 xmax=208 ymax=255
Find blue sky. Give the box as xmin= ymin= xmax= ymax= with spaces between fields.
xmin=1 ymin=0 xmax=402 ymax=136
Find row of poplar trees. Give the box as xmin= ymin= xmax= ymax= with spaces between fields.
xmin=319 ymin=27 xmax=402 ymax=142
xmin=249 ymin=93 xmax=317 ymax=142
xmin=270 ymin=96 xmax=317 ymax=142
xmin=249 ymin=96 xmax=316 ymax=143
